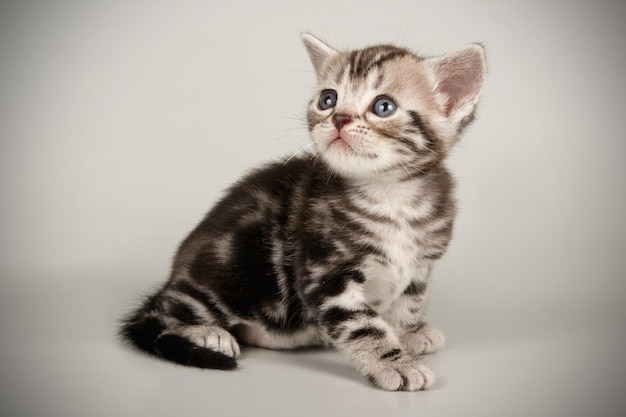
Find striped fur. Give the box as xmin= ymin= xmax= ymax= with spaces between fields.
xmin=120 ymin=34 xmax=486 ymax=391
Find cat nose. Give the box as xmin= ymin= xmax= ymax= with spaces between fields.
xmin=332 ymin=113 xmax=352 ymax=130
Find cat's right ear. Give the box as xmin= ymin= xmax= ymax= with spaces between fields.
xmin=301 ymin=33 xmax=338 ymax=79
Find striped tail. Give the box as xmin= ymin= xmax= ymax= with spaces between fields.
xmin=119 ymin=292 xmax=237 ymax=370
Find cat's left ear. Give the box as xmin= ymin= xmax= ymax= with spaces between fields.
xmin=427 ymin=44 xmax=487 ymax=121
xmin=301 ymin=33 xmax=338 ymax=79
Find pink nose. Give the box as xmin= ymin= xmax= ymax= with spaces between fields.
xmin=332 ymin=114 xmax=352 ymax=130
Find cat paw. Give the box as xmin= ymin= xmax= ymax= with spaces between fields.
xmin=365 ymin=357 xmax=435 ymax=391
xmin=403 ymin=323 xmax=445 ymax=356
xmin=183 ymin=325 xmax=241 ymax=358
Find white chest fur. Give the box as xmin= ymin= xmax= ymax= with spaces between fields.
xmin=350 ymin=178 xmax=436 ymax=312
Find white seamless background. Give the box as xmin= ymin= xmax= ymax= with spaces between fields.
xmin=0 ymin=1 xmax=625 ymax=417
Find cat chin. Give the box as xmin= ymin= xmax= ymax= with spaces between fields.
xmin=319 ymin=150 xmax=395 ymax=181
xmin=316 ymin=139 xmax=402 ymax=180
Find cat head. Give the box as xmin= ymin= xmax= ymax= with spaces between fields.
xmin=302 ymin=34 xmax=486 ymax=180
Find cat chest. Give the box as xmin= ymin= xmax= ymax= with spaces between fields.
xmin=349 ymin=188 xmax=435 ymax=267
xmin=347 ymin=186 xmax=438 ymax=308
xmin=359 ymin=220 xmax=430 ymax=312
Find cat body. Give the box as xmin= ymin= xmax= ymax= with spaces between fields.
xmin=121 ymin=34 xmax=486 ymax=391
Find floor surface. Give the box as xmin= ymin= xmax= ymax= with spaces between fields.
xmin=1 ymin=271 xmax=624 ymax=417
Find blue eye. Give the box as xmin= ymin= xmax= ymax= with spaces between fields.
xmin=372 ymin=96 xmax=397 ymax=117
xmin=318 ymin=90 xmax=337 ymax=110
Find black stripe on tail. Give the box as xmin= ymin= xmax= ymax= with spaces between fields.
xmin=119 ymin=293 xmax=237 ymax=370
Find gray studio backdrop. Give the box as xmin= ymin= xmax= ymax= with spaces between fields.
xmin=1 ymin=1 xmax=625 ymax=417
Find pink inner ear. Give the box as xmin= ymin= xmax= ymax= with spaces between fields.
xmin=434 ymin=49 xmax=485 ymax=117
xmin=437 ymin=76 xmax=468 ymax=117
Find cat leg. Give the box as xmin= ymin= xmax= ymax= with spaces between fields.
xmin=383 ymin=279 xmax=445 ymax=356
xmin=308 ymin=275 xmax=434 ymax=391
xmin=160 ymin=283 xmax=242 ymax=359
xmin=120 ymin=282 xmax=242 ymax=369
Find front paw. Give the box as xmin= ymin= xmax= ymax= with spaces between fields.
xmin=403 ymin=323 xmax=445 ymax=356
xmin=364 ymin=356 xmax=435 ymax=391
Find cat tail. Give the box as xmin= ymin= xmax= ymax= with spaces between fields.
xmin=119 ymin=290 xmax=238 ymax=370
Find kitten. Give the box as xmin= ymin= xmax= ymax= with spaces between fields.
xmin=120 ymin=34 xmax=486 ymax=391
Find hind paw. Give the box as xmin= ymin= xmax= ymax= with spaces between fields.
xmin=183 ymin=325 xmax=241 ymax=358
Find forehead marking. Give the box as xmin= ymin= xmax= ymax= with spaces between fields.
xmin=349 ymin=49 xmax=409 ymax=79
xmin=373 ymin=72 xmax=384 ymax=89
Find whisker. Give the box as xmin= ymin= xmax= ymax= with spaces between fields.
xmin=398 ymin=160 xmax=414 ymax=180
xmin=421 ymin=143 xmax=439 ymax=156
xmin=284 ymin=142 xmax=317 ymax=165
xmin=282 ymin=115 xmax=308 ymax=122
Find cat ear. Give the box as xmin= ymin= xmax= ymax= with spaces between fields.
xmin=428 ymin=44 xmax=486 ymax=120
xmin=301 ymin=33 xmax=338 ymax=78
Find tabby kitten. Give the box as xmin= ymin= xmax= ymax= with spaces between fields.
xmin=120 ymin=34 xmax=486 ymax=391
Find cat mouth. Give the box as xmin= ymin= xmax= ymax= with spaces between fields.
xmin=327 ymin=137 xmax=378 ymax=160
xmin=328 ymin=129 xmax=359 ymax=152
xmin=329 ymin=137 xmax=353 ymax=151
